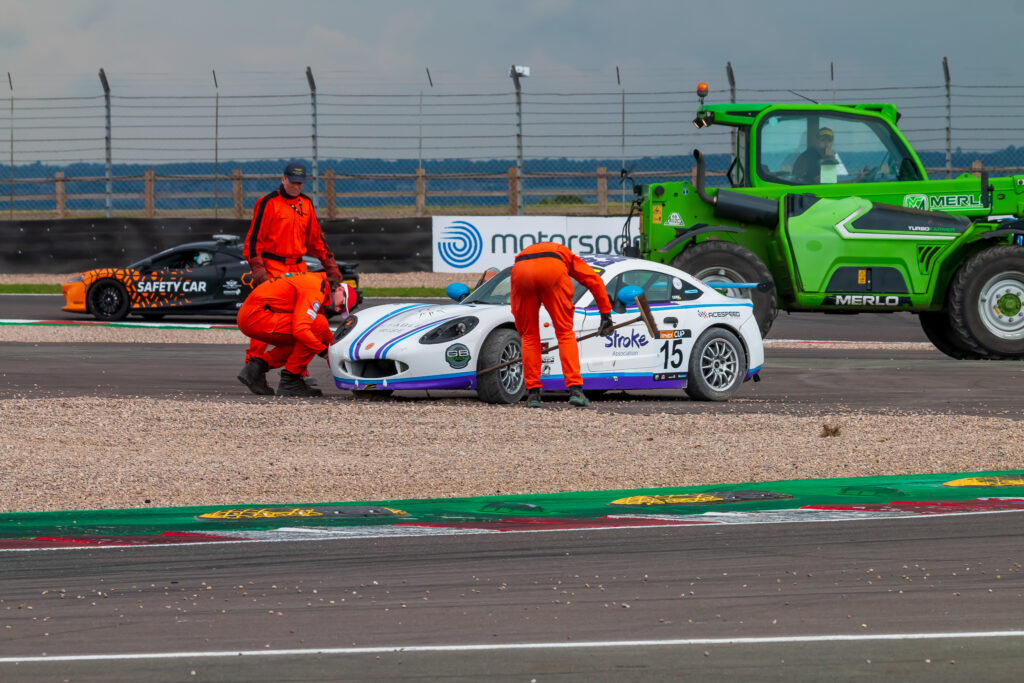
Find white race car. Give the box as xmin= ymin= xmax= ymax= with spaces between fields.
xmin=329 ymin=255 xmax=764 ymax=403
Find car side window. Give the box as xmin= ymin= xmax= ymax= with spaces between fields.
xmin=150 ymin=250 xmax=194 ymax=269
xmin=619 ymin=270 xmax=677 ymax=303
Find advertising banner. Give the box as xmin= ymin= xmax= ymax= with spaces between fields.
xmin=431 ymin=216 xmax=640 ymax=273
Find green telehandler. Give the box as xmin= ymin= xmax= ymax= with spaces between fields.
xmin=624 ymin=84 xmax=1024 ymax=358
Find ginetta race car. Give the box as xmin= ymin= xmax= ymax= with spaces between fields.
xmin=61 ymin=234 xmax=360 ymax=321
xmin=329 ymin=255 xmax=764 ymax=403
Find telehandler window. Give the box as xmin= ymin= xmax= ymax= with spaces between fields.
xmin=756 ymin=112 xmax=920 ymax=185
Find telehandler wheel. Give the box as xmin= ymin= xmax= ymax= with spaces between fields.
xmin=918 ymin=311 xmax=986 ymax=360
xmin=672 ymin=241 xmax=777 ymax=337
xmin=949 ymin=245 xmax=1024 ymax=359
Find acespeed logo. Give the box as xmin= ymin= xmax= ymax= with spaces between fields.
xmin=438 ymin=221 xmax=484 ymax=268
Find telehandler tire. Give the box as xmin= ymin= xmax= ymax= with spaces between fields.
xmin=918 ymin=311 xmax=986 ymax=360
xmin=672 ymin=241 xmax=777 ymax=337
xmin=949 ymin=245 xmax=1024 ymax=359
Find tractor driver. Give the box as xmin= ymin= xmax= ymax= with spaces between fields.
xmin=792 ymin=127 xmax=836 ymax=184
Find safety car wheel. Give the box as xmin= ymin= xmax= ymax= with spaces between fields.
xmin=684 ymin=327 xmax=748 ymax=402
xmin=672 ymin=241 xmax=777 ymax=337
xmin=87 ymin=279 xmax=130 ymax=321
xmin=949 ymin=245 xmax=1024 ymax=358
xmin=918 ymin=311 xmax=984 ymax=360
xmin=476 ymin=328 xmax=526 ymax=404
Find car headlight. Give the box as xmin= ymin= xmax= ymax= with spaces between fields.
xmin=333 ymin=315 xmax=358 ymax=343
xmin=68 ymin=274 xmax=84 ymax=283
xmin=419 ymin=316 xmax=479 ymax=344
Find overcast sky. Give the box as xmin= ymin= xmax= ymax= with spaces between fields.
xmin=2 ymin=0 xmax=1023 ymax=97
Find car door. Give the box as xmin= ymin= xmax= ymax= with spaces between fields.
xmin=579 ymin=269 xmax=674 ymax=375
xmin=142 ymin=248 xmax=223 ymax=310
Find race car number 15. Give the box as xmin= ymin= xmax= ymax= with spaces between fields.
xmin=659 ymin=339 xmax=684 ymax=369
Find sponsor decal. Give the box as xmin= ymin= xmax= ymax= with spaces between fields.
xmin=903 ymin=193 xmax=983 ymax=211
xmin=653 ymin=371 xmax=685 ymax=381
xmin=822 ymin=295 xmax=911 ymax=307
xmin=610 ymin=491 xmax=793 ymax=505
xmin=943 ymin=475 xmax=1024 ymax=488
xmin=196 ymin=506 xmax=406 ymax=521
xmin=438 ymin=220 xmax=484 ymax=268
xmin=433 ymin=216 xmax=640 ymax=272
xmin=664 ymin=211 xmax=685 ymax=227
xmin=604 ymin=329 xmax=649 ymax=349
xmin=306 ymin=308 xmax=317 ymax=321
xmin=445 ymin=343 xmax=471 ymax=369
xmin=312 ymin=301 xmax=321 ymax=312
xmin=136 ymin=280 xmax=208 ymax=294
xmin=697 ymin=309 xmax=741 ymax=319
xmin=197 ymin=507 xmax=325 ymax=520
xmin=659 ymin=329 xmax=692 ymax=339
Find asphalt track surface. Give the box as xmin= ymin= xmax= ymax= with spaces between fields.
xmin=2 ymin=294 xmax=1024 ymax=680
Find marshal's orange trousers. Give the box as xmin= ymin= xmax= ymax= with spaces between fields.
xmin=510 ymin=257 xmax=581 ymax=390
xmin=244 ymin=260 xmax=307 ymax=363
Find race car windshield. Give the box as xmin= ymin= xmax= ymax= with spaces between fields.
xmin=461 ymin=265 xmax=604 ymax=306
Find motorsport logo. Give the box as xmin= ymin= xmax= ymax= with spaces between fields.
xmin=437 ymin=220 xmax=484 ymax=268
xmin=822 ymin=295 xmax=912 ymax=306
xmin=903 ymin=193 xmax=983 ymax=211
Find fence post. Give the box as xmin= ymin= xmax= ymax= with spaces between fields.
xmin=325 ymin=169 xmax=336 ymax=219
xmin=415 ymin=168 xmax=426 ymax=217
xmin=144 ymin=169 xmax=155 ymax=217
xmin=691 ymin=165 xmax=698 ymax=185
xmin=233 ymin=169 xmax=243 ymax=218
xmin=508 ymin=167 xmax=518 ymax=216
xmin=971 ymin=160 xmax=983 ymax=177
xmin=597 ymin=166 xmax=608 ymax=216
xmin=54 ymin=172 xmax=66 ymax=218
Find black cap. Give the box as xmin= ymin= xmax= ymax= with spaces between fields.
xmin=283 ymin=162 xmax=308 ymax=183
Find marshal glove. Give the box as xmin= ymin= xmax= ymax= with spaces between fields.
xmin=598 ymin=312 xmax=614 ymax=337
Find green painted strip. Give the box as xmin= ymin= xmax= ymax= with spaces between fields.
xmin=1 ymin=471 xmax=1021 ymax=540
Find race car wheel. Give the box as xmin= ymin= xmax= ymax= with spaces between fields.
xmin=685 ymin=327 xmax=748 ymax=402
xmin=476 ymin=327 xmax=526 ymax=404
xmin=672 ymin=241 xmax=777 ymax=337
xmin=949 ymin=245 xmax=1024 ymax=359
xmin=918 ymin=311 xmax=985 ymax=360
xmin=87 ymin=279 xmax=130 ymax=321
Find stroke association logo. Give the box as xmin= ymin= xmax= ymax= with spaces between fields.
xmin=437 ymin=220 xmax=483 ymax=269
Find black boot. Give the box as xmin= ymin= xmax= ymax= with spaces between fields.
xmin=277 ymin=369 xmax=323 ymax=397
xmin=237 ymin=358 xmax=273 ymax=396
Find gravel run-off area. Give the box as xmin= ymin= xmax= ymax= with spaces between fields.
xmin=1 ymin=272 xmax=1021 ymax=513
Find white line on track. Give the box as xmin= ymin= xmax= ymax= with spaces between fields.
xmin=3 ymin=631 xmax=1023 ymax=663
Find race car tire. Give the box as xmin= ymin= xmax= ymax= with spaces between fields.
xmin=949 ymin=245 xmax=1024 ymax=359
xmin=672 ymin=241 xmax=777 ymax=337
xmin=918 ymin=311 xmax=985 ymax=360
xmin=476 ymin=327 xmax=526 ymax=405
xmin=87 ymin=279 xmax=130 ymax=321
xmin=684 ymin=327 xmax=748 ymax=402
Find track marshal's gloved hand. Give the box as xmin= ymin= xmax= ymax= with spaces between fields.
xmin=598 ymin=312 xmax=614 ymax=337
